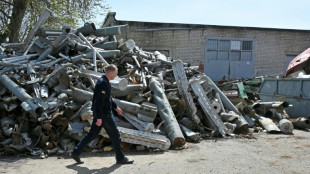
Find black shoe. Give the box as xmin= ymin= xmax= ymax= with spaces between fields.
xmin=71 ymin=153 xmax=84 ymax=164
xmin=117 ymin=157 xmax=134 ymax=165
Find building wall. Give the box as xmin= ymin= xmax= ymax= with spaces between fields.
xmin=117 ymin=24 xmax=310 ymax=77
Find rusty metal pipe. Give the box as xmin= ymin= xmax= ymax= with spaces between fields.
xmin=0 ymin=74 xmax=44 ymax=115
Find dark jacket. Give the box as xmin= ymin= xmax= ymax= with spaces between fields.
xmin=91 ymin=75 xmax=117 ymax=119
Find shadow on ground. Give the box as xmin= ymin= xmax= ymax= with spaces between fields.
xmin=66 ymin=163 xmax=121 ymax=174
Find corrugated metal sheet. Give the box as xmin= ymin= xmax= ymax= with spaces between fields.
xmin=258 ymin=78 xmax=310 ymax=118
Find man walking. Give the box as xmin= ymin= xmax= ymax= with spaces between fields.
xmin=71 ymin=64 xmax=134 ymax=165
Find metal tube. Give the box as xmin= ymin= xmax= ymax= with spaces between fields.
xmin=75 ymin=68 xmax=128 ymax=91
xmin=94 ymin=25 xmax=128 ymax=37
xmin=0 ymin=74 xmax=43 ymax=115
xmin=23 ymin=8 xmax=53 ymax=51
xmin=23 ymin=36 xmax=38 ymax=56
xmin=279 ymin=119 xmax=293 ymax=134
xmin=1 ymin=54 xmax=38 ymax=62
xmin=70 ymin=87 xmax=93 ymax=104
xmin=78 ymin=33 xmax=109 ymax=66
xmin=36 ymin=27 xmax=71 ymax=62
xmin=71 ymin=50 xmax=120 ymax=64
xmin=252 ymin=114 xmax=281 ymax=133
xmin=255 ymin=101 xmax=290 ymax=109
xmin=93 ymin=41 xmax=117 ymax=50
xmin=122 ymin=112 xmax=154 ymax=132
xmin=149 ymin=77 xmax=185 ymax=147
xmin=93 ymin=51 xmax=97 ymax=72
xmin=113 ymin=98 xmax=140 ymax=114
xmin=75 ymin=22 xmax=96 ymax=36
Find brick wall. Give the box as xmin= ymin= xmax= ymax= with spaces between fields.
xmin=117 ymin=23 xmax=310 ymax=77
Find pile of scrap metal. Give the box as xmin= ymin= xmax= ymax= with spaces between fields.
xmin=0 ymin=20 xmax=245 ymax=158
xmin=217 ymin=76 xmax=264 ymax=103
xmin=0 ymin=11 xmax=306 ymax=158
xmin=215 ymin=75 xmax=309 ymax=134
xmin=217 ymin=77 xmax=309 ymax=134
xmin=256 ymin=47 xmax=310 ymax=128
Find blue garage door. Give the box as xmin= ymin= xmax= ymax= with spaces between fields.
xmin=204 ymin=37 xmax=254 ymax=81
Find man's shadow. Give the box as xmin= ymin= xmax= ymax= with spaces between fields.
xmin=66 ymin=163 xmax=121 ymax=174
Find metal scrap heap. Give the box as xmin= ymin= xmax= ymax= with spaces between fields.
xmin=0 ymin=16 xmax=308 ymax=158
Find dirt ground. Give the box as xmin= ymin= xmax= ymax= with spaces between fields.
xmin=1 ymin=129 xmax=310 ymax=174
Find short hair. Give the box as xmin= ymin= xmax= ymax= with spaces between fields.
xmin=105 ymin=64 xmax=118 ymax=73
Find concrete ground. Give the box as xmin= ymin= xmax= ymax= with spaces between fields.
xmin=1 ymin=129 xmax=310 ymax=174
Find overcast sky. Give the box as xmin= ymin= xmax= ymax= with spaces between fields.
xmin=104 ymin=0 xmax=310 ymax=30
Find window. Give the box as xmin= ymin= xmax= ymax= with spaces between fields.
xmin=207 ymin=39 xmax=217 ymax=50
xmin=242 ymin=41 xmax=252 ymax=50
xmin=231 ymin=41 xmax=241 ymax=50
xmin=206 ymin=38 xmax=253 ymax=61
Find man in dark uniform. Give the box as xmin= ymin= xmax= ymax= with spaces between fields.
xmin=71 ymin=64 xmax=134 ymax=165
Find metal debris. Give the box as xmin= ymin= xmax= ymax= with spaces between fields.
xmin=0 ymin=11 xmax=305 ymax=158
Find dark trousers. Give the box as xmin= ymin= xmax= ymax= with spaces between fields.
xmin=72 ymin=112 xmax=125 ymax=162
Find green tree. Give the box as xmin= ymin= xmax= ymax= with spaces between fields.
xmin=0 ymin=0 xmax=110 ymax=43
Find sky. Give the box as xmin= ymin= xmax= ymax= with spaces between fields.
xmin=103 ymin=0 xmax=310 ymax=30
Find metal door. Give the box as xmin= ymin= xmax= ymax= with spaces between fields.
xmin=204 ymin=38 xmax=254 ymax=81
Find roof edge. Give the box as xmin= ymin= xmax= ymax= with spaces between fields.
xmin=103 ymin=12 xmax=310 ymax=32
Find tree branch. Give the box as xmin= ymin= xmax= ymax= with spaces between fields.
xmin=0 ymin=14 xmax=9 ymax=24
xmin=0 ymin=0 xmax=13 ymax=6
xmin=0 ymin=8 xmax=10 ymax=18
